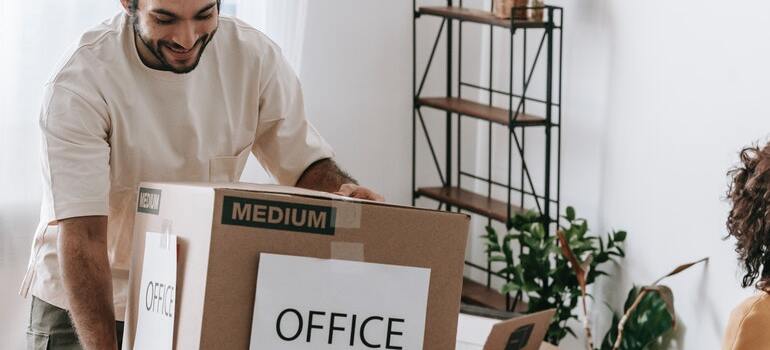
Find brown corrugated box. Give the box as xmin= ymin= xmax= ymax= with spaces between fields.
xmin=122 ymin=182 xmax=470 ymax=349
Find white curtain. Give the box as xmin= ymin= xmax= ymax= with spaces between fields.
xmin=0 ymin=1 xmax=308 ymax=347
xmin=0 ymin=3 xmax=124 ymax=347
xmin=225 ymin=0 xmax=309 ymax=76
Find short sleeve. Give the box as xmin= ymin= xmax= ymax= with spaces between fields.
xmin=252 ymin=50 xmax=335 ymax=186
xmin=723 ymin=295 xmax=770 ymax=349
xmin=39 ymin=84 xmax=111 ymax=222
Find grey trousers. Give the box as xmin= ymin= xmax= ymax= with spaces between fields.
xmin=27 ymin=297 xmax=124 ymax=350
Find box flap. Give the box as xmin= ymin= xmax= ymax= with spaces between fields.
xmin=139 ymin=181 xmax=470 ymax=218
xmin=138 ymin=181 xmax=332 ymax=198
xmin=457 ymin=312 xmax=503 ymax=346
xmin=483 ymin=309 xmax=555 ymax=350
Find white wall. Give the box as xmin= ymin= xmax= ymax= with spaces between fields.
xmin=299 ymin=0 xmax=486 ymax=206
xmin=306 ymin=0 xmax=768 ymax=348
xmin=585 ymin=0 xmax=768 ymax=347
xmin=472 ymin=0 xmax=768 ymax=348
xmin=299 ymin=0 xmax=415 ymax=204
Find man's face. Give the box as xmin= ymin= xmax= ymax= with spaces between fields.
xmin=130 ymin=0 xmax=219 ymax=74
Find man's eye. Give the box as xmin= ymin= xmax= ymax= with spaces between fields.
xmin=155 ymin=17 xmax=175 ymax=25
xmin=196 ymin=14 xmax=214 ymax=20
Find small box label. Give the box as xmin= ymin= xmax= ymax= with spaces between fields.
xmin=137 ymin=187 xmax=162 ymax=215
xmin=221 ymin=196 xmax=336 ymax=235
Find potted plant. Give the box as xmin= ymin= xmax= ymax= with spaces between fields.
xmin=483 ymin=207 xmax=708 ymax=348
xmin=483 ymin=207 xmax=627 ymax=343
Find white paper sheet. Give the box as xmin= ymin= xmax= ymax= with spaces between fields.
xmin=134 ymin=231 xmax=177 ymax=350
xmin=249 ymin=253 xmax=431 ymax=350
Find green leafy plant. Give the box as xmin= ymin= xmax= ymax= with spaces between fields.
xmin=484 ymin=206 xmax=708 ymax=348
xmin=597 ymin=258 xmax=708 ymax=350
xmin=599 ymin=286 xmax=674 ymax=350
xmin=482 ymin=207 xmax=627 ymax=344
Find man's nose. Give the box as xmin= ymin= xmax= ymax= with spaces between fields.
xmin=173 ymin=22 xmax=197 ymax=49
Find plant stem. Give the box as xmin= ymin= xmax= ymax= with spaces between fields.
xmin=612 ymin=290 xmax=649 ymax=350
xmin=582 ymin=295 xmax=593 ymax=350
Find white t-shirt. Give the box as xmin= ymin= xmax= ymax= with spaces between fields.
xmin=19 ymin=12 xmax=335 ymax=320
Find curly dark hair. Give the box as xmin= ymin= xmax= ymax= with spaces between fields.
xmin=727 ymin=143 xmax=770 ymax=290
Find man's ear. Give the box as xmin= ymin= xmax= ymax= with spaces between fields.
xmin=119 ymin=0 xmax=132 ymax=14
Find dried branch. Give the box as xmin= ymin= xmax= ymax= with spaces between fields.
xmin=611 ymin=258 xmax=708 ymax=350
xmin=557 ymin=230 xmax=594 ymax=350
xmin=612 ymin=288 xmax=648 ymax=350
xmin=652 ymin=257 xmax=709 ymax=286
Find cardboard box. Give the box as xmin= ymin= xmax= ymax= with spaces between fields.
xmin=456 ymin=305 xmax=557 ymax=350
xmin=123 ymin=182 xmax=470 ymax=349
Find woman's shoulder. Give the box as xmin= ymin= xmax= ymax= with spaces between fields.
xmin=723 ymin=292 xmax=770 ymax=350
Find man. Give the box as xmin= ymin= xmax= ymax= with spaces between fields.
xmin=20 ymin=1 xmax=383 ymax=349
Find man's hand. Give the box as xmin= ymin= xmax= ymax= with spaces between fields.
xmin=296 ymin=158 xmax=384 ymax=201
xmin=58 ymin=216 xmax=118 ymax=350
xmin=334 ymin=183 xmax=385 ymax=201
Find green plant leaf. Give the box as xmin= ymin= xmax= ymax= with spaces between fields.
xmin=501 ymin=281 xmax=520 ymax=294
xmin=490 ymin=205 xmax=632 ymax=345
xmin=623 ymin=286 xmax=639 ymax=311
xmin=522 ymin=280 xmax=539 ymax=292
xmin=603 ymin=285 xmax=675 ymax=350
xmin=616 ymin=246 xmax=626 ymax=257
xmin=565 ymin=206 xmax=576 ymax=221
xmin=565 ymin=327 xmax=577 ymax=338
xmin=489 ymin=255 xmax=507 ymax=263
xmin=643 ymin=285 xmax=676 ymax=327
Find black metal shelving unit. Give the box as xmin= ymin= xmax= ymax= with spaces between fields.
xmin=411 ymin=2 xmax=563 ymax=312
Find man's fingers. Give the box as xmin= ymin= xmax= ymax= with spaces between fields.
xmin=335 ymin=184 xmax=356 ymax=196
xmin=334 ymin=184 xmax=385 ymax=202
xmin=350 ymin=188 xmax=385 ymax=202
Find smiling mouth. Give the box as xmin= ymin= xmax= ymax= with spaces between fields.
xmin=164 ymin=44 xmax=197 ymax=60
xmin=169 ymin=46 xmax=191 ymax=53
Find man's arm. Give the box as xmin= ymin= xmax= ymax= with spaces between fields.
xmin=295 ymin=158 xmax=384 ymax=201
xmin=58 ymin=216 xmax=117 ymax=350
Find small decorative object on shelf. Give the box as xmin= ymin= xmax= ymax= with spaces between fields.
xmin=530 ymin=0 xmax=545 ymax=21
xmin=493 ymin=0 xmax=512 ymax=19
xmin=493 ymin=0 xmax=528 ymax=20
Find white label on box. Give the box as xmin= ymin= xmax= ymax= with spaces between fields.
xmin=135 ymin=231 xmax=177 ymax=350
xmin=249 ymin=253 xmax=431 ymax=350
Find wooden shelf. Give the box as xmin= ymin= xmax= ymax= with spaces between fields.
xmin=461 ymin=278 xmax=527 ymax=313
xmin=460 ymin=303 xmax=519 ymax=320
xmin=462 ymin=278 xmax=508 ymax=311
xmin=418 ymin=6 xmax=548 ymax=29
xmin=415 ymin=186 xmax=524 ymax=223
xmin=417 ymin=97 xmax=545 ymax=127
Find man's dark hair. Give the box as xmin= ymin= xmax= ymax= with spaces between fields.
xmin=727 ymin=142 xmax=770 ymax=291
xmin=129 ymin=0 xmax=221 ymax=13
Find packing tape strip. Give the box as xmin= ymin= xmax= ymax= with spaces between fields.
xmin=331 ymin=200 xmax=362 ymax=229
xmin=330 ymin=242 xmax=365 ymax=262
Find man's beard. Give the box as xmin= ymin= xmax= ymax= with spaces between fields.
xmin=133 ymin=18 xmax=216 ymax=74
